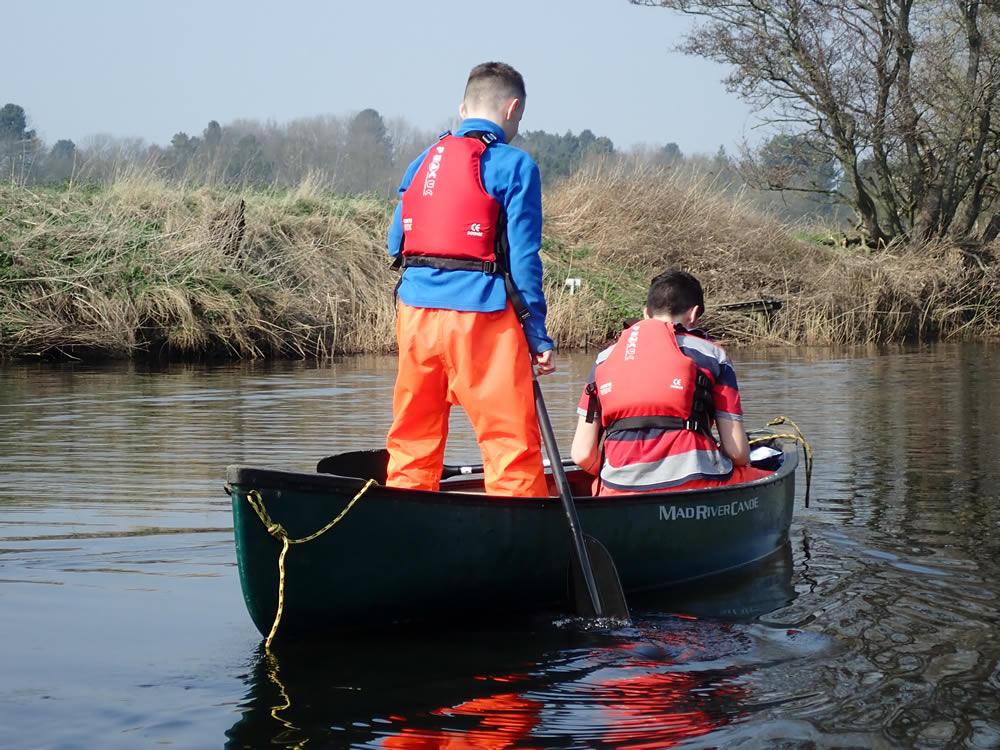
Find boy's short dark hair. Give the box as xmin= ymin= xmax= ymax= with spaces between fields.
xmin=646 ymin=269 xmax=705 ymax=318
xmin=464 ymin=62 xmax=526 ymax=108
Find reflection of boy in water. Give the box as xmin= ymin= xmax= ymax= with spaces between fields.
xmin=379 ymin=693 xmax=543 ymax=749
xmin=377 ymin=640 xmax=748 ymax=749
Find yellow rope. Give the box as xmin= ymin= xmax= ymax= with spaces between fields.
xmin=750 ymin=416 xmax=814 ymax=508
xmin=263 ymin=650 xmax=308 ymax=747
xmin=245 ymin=478 xmax=376 ymax=649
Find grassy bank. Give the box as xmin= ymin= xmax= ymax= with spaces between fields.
xmin=1 ymin=167 xmax=998 ymax=361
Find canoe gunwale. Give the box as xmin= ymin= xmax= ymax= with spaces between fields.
xmin=226 ymin=441 xmax=798 ymax=509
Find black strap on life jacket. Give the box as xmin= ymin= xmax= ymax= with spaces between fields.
xmin=491 ymin=205 xmax=531 ymax=321
xmin=585 ymin=382 xmax=600 ymax=424
xmin=401 ymin=256 xmax=501 ymax=273
xmin=689 ymin=370 xmax=715 ymax=434
xmin=605 ymin=414 xmax=709 ymax=436
xmin=393 ymin=131 xmax=530 ymax=321
xmin=466 ymin=130 xmax=498 ymax=147
xmin=672 ymin=323 xmax=716 ymax=434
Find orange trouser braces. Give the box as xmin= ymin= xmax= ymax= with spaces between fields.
xmin=386 ymin=303 xmax=548 ymax=497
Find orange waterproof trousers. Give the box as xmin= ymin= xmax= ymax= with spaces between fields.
xmin=385 ymin=303 xmax=549 ymax=497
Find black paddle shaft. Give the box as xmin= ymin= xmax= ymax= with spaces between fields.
xmin=531 ymin=374 xmax=607 ymax=617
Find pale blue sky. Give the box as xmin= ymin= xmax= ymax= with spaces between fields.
xmin=5 ymin=0 xmax=756 ymax=156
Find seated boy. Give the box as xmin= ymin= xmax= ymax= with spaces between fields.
xmin=570 ymin=269 xmax=772 ymax=495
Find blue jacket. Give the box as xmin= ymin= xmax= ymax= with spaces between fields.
xmin=388 ymin=118 xmax=553 ymax=353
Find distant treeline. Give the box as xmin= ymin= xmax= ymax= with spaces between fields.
xmin=0 ymin=101 xmax=847 ymax=223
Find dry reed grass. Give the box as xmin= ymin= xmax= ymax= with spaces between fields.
xmin=542 ymin=163 xmax=1000 ymax=347
xmin=0 ymin=172 xmax=398 ymax=359
xmin=1 ymin=165 xmax=997 ymax=361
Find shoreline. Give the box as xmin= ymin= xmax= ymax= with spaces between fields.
xmin=2 ymin=171 xmax=998 ymax=362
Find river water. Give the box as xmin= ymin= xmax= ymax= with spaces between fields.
xmin=1 ymin=344 xmax=998 ymax=749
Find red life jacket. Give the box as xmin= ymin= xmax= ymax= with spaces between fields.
xmin=396 ymin=131 xmax=530 ymax=321
xmin=591 ymin=319 xmax=714 ymax=437
xmin=400 ymin=132 xmax=500 ymax=270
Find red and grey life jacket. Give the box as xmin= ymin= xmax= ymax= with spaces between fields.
xmin=587 ymin=319 xmax=715 ymax=438
xmin=397 ymin=131 xmax=528 ymax=319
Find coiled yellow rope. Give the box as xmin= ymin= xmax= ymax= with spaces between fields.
xmin=749 ymin=416 xmax=814 ymax=507
xmin=245 ymin=478 xmax=376 ymax=649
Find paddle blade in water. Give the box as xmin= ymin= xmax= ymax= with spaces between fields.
xmin=569 ymin=534 xmax=631 ymax=623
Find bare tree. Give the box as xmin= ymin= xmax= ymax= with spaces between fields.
xmin=632 ymin=0 xmax=1000 ymax=245
xmin=385 ymin=116 xmax=437 ymax=177
xmin=343 ymin=108 xmax=394 ymax=196
xmin=0 ymin=103 xmax=41 ymax=184
xmin=75 ymin=134 xmax=149 ymax=182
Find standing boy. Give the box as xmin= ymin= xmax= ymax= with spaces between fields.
xmin=570 ymin=269 xmax=771 ymax=495
xmin=385 ymin=61 xmax=554 ymax=497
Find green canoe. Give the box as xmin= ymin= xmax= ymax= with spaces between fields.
xmin=226 ymin=440 xmax=798 ymax=639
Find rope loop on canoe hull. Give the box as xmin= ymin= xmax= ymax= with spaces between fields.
xmin=245 ymin=478 xmax=377 ymax=649
xmin=750 ymin=416 xmax=813 ymax=507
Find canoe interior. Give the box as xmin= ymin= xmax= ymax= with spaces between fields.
xmin=227 ymin=439 xmax=798 ymax=637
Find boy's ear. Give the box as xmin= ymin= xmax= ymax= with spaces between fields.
xmin=459 ymin=102 xmax=468 ymax=119
xmin=642 ymin=306 xmax=650 ymax=320
xmin=505 ymin=97 xmax=521 ymax=121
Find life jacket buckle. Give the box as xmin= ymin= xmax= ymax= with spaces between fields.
xmin=482 ymin=260 xmax=498 ymax=274
xmin=683 ymin=418 xmax=698 ymax=431
xmin=584 ymin=383 xmax=599 ymax=424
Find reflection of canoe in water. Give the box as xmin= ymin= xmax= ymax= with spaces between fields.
xmin=224 ymin=549 xmax=795 ymax=749
xmin=226 ymin=439 xmax=797 ymax=638
xmin=225 ymin=626 xmax=757 ymax=750
xmin=632 ymin=538 xmax=796 ymax=620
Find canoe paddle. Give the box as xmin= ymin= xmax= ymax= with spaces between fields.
xmin=316 ymin=449 xmax=576 ymax=484
xmin=530 ymin=367 xmax=630 ymax=623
